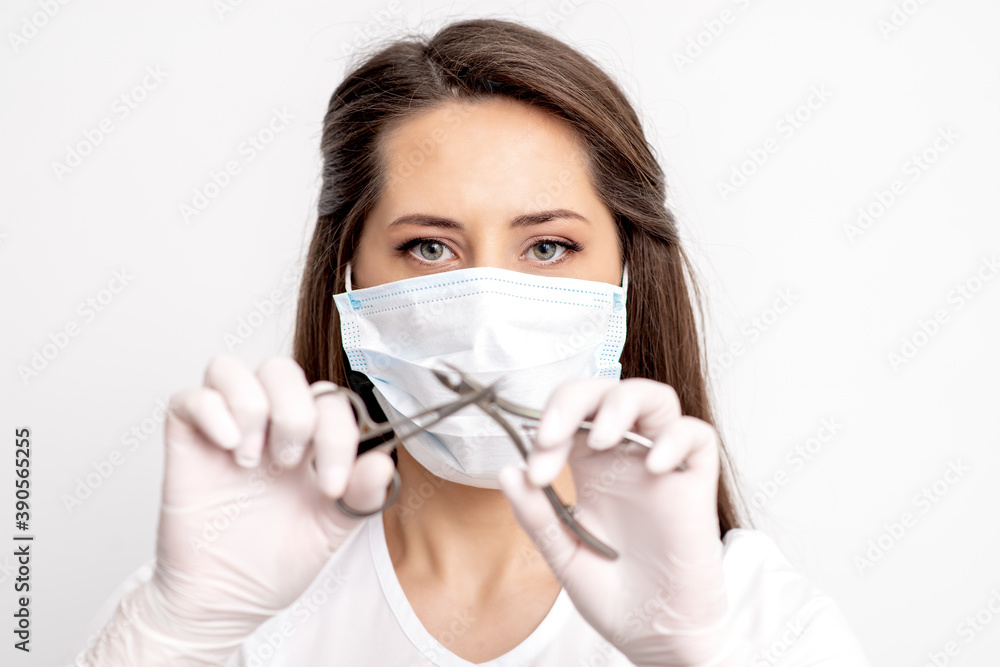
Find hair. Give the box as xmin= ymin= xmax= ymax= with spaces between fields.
xmin=293 ymin=18 xmax=748 ymax=536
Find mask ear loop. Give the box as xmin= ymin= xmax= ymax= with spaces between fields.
xmin=621 ymin=261 xmax=629 ymax=293
xmin=340 ymin=261 xmax=363 ymax=310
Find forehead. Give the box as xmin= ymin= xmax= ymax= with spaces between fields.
xmin=376 ymin=97 xmax=594 ymax=210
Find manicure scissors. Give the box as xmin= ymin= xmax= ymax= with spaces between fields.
xmin=311 ymin=364 xmax=663 ymax=560
xmin=311 ymin=377 xmax=499 ymax=520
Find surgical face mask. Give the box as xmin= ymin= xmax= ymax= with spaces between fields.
xmin=332 ymin=262 xmax=628 ymax=489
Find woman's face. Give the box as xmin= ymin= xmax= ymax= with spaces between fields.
xmin=352 ymin=97 xmax=622 ymax=288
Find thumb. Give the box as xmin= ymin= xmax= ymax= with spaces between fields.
xmin=317 ymin=451 xmax=396 ymax=542
xmin=498 ymin=465 xmax=582 ymax=579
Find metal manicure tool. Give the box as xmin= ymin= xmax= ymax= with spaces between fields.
xmin=311 ymin=363 xmax=659 ymax=560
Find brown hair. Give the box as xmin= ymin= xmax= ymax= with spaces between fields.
xmin=293 ymin=18 xmax=748 ymax=535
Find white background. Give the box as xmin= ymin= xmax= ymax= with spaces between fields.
xmin=1 ymin=1 xmax=998 ymax=665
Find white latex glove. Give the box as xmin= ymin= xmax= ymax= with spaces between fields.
xmin=76 ymin=355 xmax=394 ymax=666
xmin=497 ymin=377 xmax=741 ymax=667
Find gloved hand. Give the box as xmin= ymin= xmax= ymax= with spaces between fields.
xmin=498 ymin=377 xmax=740 ymax=667
xmin=76 ymin=355 xmax=395 ymax=666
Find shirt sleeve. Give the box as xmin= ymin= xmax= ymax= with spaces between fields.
xmin=69 ymin=558 xmax=156 ymax=663
xmin=721 ymin=529 xmax=870 ymax=666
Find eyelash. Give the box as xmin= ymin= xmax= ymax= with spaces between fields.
xmin=394 ymin=236 xmax=584 ymax=266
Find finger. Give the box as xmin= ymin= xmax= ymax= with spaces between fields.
xmin=315 ymin=451 xmax=395 ymax=542
xmin=204 ymin=354 xmax=269 ymax=467
xmin=646 ymin=416 xmax=720 ymax=475
xmin=167 ymin=387 xmax=241 ymax=450
xmin=529 ymin=378 xmax=618 ymax=486
xmin=585 ymin=379 xmax=681 ymax=450
xmin=256 ymin=357 xmax=318 ymax=468
xmin=337 ymin=451 xmax=395 ymax=515
xmin=498 ymin=465 xmax=581 ymax=579
xmin=534 ymin=378 xmax=620 ymax=448
xmin=312 ymin=382 xmax=361 ymax=498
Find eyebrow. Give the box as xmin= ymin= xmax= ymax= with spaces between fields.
xmin=386 ymin=209 xmax=590 ymax=230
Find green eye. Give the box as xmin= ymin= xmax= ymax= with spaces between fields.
xmin=418 ymin=241 xmax=445 ymax=260
xmin=532 ymin=241 xmax=559 ymax=260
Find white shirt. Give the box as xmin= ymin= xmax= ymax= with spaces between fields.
xmin=80 ymin=513 xmax=871 ymax=666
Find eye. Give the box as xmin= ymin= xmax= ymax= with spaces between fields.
xmin=415 ymin=240 xmax=448 ymax=261
xmin=530 ymin=240 xmax=562 ymax=261
xmin=526 ymin=238 xmax=583 ymax=264
xmin=395 ymin=238 xmax=455 ymax=263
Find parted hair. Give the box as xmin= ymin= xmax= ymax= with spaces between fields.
xmin=293 ymin=18 xmax=748 ymax=535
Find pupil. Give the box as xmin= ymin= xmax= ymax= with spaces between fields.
xmin=535 ymin=242 xmax=556 ymax=260
xmin=421 ymin=242 xmax=443 ymax=260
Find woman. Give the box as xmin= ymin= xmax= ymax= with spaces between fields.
xmin=75 ymin=18 xmax=869 ymax=666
